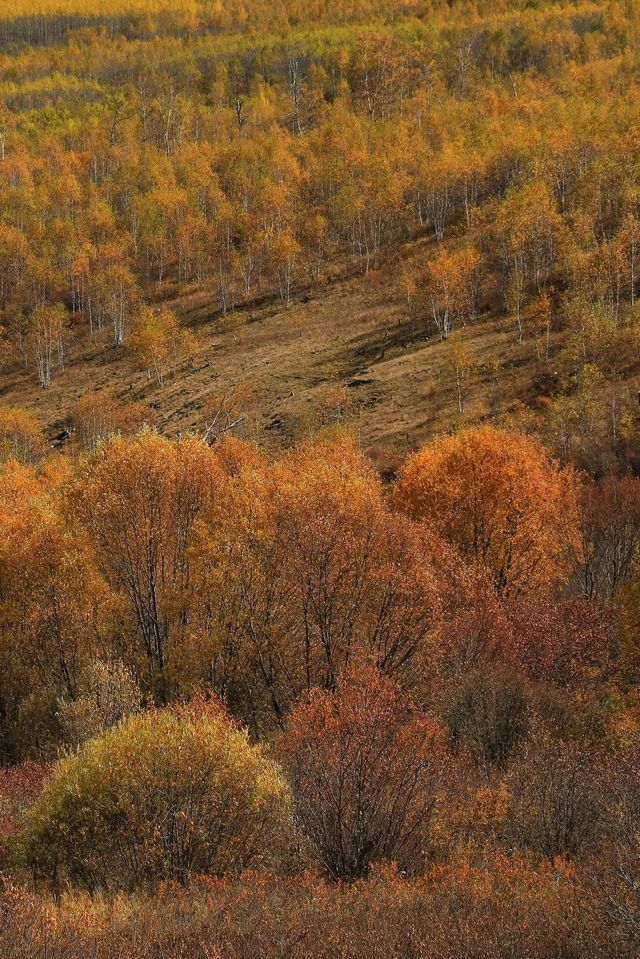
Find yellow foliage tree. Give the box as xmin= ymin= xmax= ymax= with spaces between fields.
xmin=393 ymin=426 xmax=579 ymax=597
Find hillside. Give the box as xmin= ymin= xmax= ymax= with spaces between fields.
xmin=1 ymin=235 xmax=558 ymax=460
xmin=5 ymin=231 xmax=639 ymax=470
xmin=1 ymin=0 xmax=640 ymax=475
xmin=4 ymin=3 xmax=640 ymax=958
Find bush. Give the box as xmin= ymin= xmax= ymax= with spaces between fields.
xmin=279 ymin=665 xmax=446 ymax=880
xmin=0 ymin=762 xmax=50 ymax=873
xmin=506 ymin=731 xmax=604 ymax=859
xmin=445 ymin=666 xmax=530 ymax=776
xmin=21 ymin=698 xmax=293 ymax=891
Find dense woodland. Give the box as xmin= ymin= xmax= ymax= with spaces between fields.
xmin=2 ymin=0 xmax=640 ymax=957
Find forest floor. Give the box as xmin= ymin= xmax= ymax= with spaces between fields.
xmin=0 ymin=236 xmax=559 ymax=466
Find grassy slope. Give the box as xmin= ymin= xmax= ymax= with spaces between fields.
xmin=0 ymin=235 xmax=597 ymax=463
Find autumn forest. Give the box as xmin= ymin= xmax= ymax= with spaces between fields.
xmin=2 ymin=0 xmax=640 ymax=956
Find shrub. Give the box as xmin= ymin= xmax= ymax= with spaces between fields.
xmin=279 ymin=665 xmax=445 ymax=880
xmin=506 ymin=731 xmax=604 ymax=859
xmin=21 ymin=698 xmax=292 ymax=891
xmin=508 ymin=599 xmax=612 ymax=690
xmin=445 ymin=666 xmax=530 ymax=776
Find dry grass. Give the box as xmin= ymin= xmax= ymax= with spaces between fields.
xmin=0 ymin=237 xmax=600 ymax=465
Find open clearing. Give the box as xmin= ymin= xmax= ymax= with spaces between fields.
xmin=0 ymin=237 xmax=580 ymax=463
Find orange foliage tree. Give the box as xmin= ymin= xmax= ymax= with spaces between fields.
xmin=66 ymin=431 xmax=224 ymax=701
xmin=198 ymin=439 xmax=464 ymax=731
xmin=0 ymin=405 xmax=45 ymax=466
xmin=393 ymin=426 xmax=580 ymax=597
xmin=130 ymin=306 xmax=194 ymax=386
xmin=0 ymin=461 xmax=114 ymax=757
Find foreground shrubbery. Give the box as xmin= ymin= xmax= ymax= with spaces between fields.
xmin=0 ymin=861 xmax=635 ymax=959
xmin=21 ymin=699 xmax=292 ymax=891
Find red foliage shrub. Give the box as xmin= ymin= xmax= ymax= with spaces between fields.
xmin=0 ymin=762 xmax=50 ymax=838
xmin=508 ymin=599 xmax=612 ymax=689
xmin=278 ymin=665 xmax=446 ymax=880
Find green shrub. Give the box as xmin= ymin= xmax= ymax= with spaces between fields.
xmin=21 ymin=698 xmax=292 ymax=891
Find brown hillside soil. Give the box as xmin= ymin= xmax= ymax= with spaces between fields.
xmin=0 ymin=239 xmax=583 ymax=464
